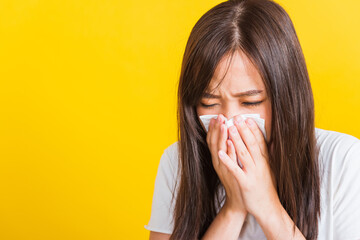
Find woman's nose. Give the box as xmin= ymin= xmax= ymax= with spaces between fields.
xmin=223 ymin=111 xmax=244 ymax=120
xmin=223 ymin=112 xmax=240 ymax=121
xmin=222 ymin=105 xmax=243 ymax=120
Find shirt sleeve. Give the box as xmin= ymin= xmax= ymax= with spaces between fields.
xmin=144 ymin=143 xmax=179 ymax=234
xmin=333 ymin=138 xmax=360 ymax=240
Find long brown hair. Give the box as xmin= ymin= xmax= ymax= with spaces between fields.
xmin=170 ymin=0 xmax=321 ymax=239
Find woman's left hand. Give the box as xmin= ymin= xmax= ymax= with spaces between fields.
xmin=217 ymin=115 xmax=280 ymax=219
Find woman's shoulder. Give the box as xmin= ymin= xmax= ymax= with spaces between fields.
xmin=163 ymin=141 xmax=179 ymax=157
xmin=315 ymin=127 xmax=360 ymax=155
xmin=145 ymin=141 xmax=180 ymax=234
xmin=315 ymin=127 xmax=360 ymax=144
xmin=315 ymin=127 xmax=360 ymax=176
xmin=315 ymin=128 xmax=360 ymax=237
xmin=160 ymin=141 xmax=180 ymax=174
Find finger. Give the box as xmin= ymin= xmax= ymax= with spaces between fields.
xmin=218 ymin=149 xmax=245 ymax=183
xmin=228 ymin=124 xmax=254 ymax=170
xmin=218 ymin=114 xmax=228 ymax=154
xmin=206 ymin=118 xmax=217 ymax=163
xmin=209 ymin=117 xmax=215 ymax=130
xmin=217 ymin=114 xmax=228 ymax=168
xmin=227 ymin=139 xmax=243 ymax=168
xmin=206 ymin=118 xmax=215 ymax=145
xmin=234 ymin=117 xmax=262 ymax=166
xmin=226 ymin=139 xmax=236 ymax=163
xmin=209 ymin=114 xmax=223 ymax=166
xmin=217 ymin=113 xmax=225 ymax=124
xmin=245 ymin=118 xmax=268 ymax=157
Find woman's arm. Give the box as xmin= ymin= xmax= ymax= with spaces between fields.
xmin=201 ymin=202 xmax=247 ymax=240
xmin=148 ymin=203 xmax=246 ymax=240
xmin=149 ymin=231 xmax=171 ymax=240
xmin=255 ymin=200 xmax=305 ymax=240
xmin=218 ymin=116 xmax=306 ymax=239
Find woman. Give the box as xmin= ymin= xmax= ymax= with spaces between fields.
xmin=144 ymin=0 xmax=360 ymax=239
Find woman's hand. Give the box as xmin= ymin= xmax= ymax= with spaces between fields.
xmin=217 ymin=115 xmax=279 ymax=220
xmin=207 ymin=114 xmax=247 ymax=216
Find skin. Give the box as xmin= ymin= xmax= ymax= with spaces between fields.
xmin=196 ymin=50 xmax=272 ymax=143
xmin=198 ymin=49 xmax=274 ymax=238
xmin=150 ymin=50 xmax=305 ymax=239
xmin=199 ymin=50 xmax=305 ymax=240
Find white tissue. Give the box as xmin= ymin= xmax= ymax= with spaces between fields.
xmin=199 ymin=114 xmax=266 ymax=139
xmin=199 ymin=114 xmax=266 ymax=169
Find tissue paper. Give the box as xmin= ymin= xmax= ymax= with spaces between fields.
xmin=199 ymin=114 xmax=266 ymax=139
xmin=199 ymin=114 xmax=266 ymax=168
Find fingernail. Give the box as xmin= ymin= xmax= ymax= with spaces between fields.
xmin=210 ymin=118 xmax=214 ymax=127
xmin=234 ymin=115 xmax=242 ymax=122
xmin=246 ymin=118 xmax=254 ymax=126
xmin=234 ymin=116 xmax=243 ymax=125
xmin=218 ymin=150 xmax=225 ymax=158
xmin=238 ymin=118 xmax=245 ymax=126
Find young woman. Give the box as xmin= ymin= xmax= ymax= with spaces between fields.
xmin=144 ymin=0 xmax=360 ymax=239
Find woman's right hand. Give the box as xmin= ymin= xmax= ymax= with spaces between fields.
xmin=206 ymin=114 xmax=248 ymax=217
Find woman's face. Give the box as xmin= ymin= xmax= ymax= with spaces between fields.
xmin=196 ymin=50 xmax=272 ymax=142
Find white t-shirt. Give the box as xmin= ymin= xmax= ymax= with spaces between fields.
xmin=144 ymin=128 xmax=360 ymax=239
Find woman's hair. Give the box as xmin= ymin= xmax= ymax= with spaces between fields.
xmin=171 ymin=0 xmax=321 ymax=239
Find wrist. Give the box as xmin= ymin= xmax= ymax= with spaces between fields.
xmin=255 ymin=199 xmax=283 ymax=229
xmin=222 ymin=201 xmax=248 ymax=221
xmin=254 ymin=200 xmax=306 ymax=239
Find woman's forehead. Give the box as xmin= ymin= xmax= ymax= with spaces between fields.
xmin=206 ymin=74 xmax=265 ymax=96
xmin=207 ymin=50 xmax=264 ymax=92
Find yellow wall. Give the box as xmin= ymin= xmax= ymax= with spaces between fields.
xmin=0 ymin=0 xmax=359 ymax=239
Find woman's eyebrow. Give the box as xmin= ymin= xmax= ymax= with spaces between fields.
xmin=202 ymin=89 xmax=263 ymax=98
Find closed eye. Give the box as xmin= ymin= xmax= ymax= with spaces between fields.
xmin=200 ymin=103 xmax=218 ymax=108
xmin=200 ymin=101 xmax=263 ymax=108
xmin=242 ymin=101 xmax=263 ymax=107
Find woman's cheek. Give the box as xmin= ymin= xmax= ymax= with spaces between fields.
xmin=196 ymin=106 xmax=205 ymax=116
xmin=196 ymin=105 xmax=215 ymax=116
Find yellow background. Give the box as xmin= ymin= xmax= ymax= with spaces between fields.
xmin=0 ymin=0 xmax=359 ymax=239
